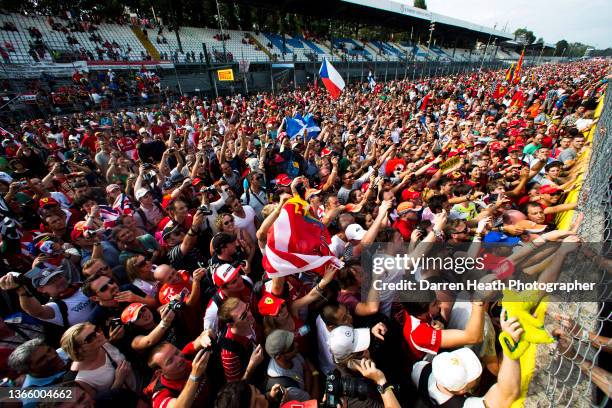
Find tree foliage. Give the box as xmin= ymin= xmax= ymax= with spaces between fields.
xmin=555 ymin=40 xmax=569 ymax=56
xmin=514 ymin=28 xmax=535 ymax=45
xmin=414 ymin=0 xmax=427 ymax=10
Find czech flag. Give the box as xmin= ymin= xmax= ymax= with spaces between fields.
xmin=319 ymin=58 xmax=345 ymax=99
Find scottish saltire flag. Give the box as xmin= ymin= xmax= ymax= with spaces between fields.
xmin=319 ymin=57 xmax=345 ymax=99
xmin=285 ymin=116 xmax=307 ymax=139
xmin=262 ymin=195 xmax=343 ymax=278
xmin=286 ymin=114 xmax=321 ymax=139
xmin=303 ymin=113 xmax=321 ymax=138
xmin=368 ymin=71 xmax=376 ymax=89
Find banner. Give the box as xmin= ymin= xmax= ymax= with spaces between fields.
xmin=86 ymin=60 xmax=174 ymax=70
xmin=217 ymin=68 xmax=234 ymax=81
xmin=440 ymin=156 xmax=461 ymax=175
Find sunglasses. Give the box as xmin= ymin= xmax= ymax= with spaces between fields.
xmin=135 ymin=258 xmax=148 ymax=268
xmin=98 ymin=278 xmax=116 ymax=293
xmin=223 ymin=219 xmax=234 ymax=226
xmin=82 ymin=327 xmax=100 ymax=345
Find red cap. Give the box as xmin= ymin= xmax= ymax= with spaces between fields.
xmin=121 ymin=303 xmax=146 ymax=324
xmin=321 ymin=148 xmax=332 ymax=157
xmin=274 ymin=174 xmax=292 ymax=187
xmin=258 ymin=292 xmax=286 ymax=316
xmin=39 ymin=197 xmax=59 ymax=208
xmin=401 ymin=189 xmax=421 ymax=201
xmin=70 ymin=221 xmax=90 ymax=241
xmin=281 ymin=401 xmax=318 ymax=408
xmin=508 ymin=145 xmax=520 ymax=153
xmin=213 ymin=264 xmax=241 ymax=287
xmin=161 ymin=195 xmax=173 ymax=210
xmin=486 ymin=115 xmax=496 ymax=123
xmin=489 ymin=141 xmax=501 ymax=151
xmin=539 ymin=185 xmax=562 ymax=195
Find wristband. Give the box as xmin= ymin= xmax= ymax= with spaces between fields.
xmin=189 ymin=374 xmax=201 ymax=382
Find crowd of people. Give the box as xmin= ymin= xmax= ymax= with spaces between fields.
xmin=0 ymin=58 xmax=609 ymax=408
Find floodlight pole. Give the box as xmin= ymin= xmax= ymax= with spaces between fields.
xmin=215 ymin=0 xmax=228 ymax=63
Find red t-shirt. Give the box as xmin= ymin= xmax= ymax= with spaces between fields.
xmin=402 ymin=312 xmax=441 ymax=361
xmin=221 ymin=329 xmax=253 ymax=382
xmin=392 ymin=218 xmax=416 ymax=242
xmin=158 ymin=270 xmax=191 ymax=305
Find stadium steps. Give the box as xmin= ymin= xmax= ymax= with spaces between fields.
xmin=247 ymin=33 xmax=273 ymax=60
xmin=131 ymin=26 xmax=160 ymax=60
xmin=364 ymin=42 xmax=389 ymax=61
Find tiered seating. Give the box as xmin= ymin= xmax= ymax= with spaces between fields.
xmin=158 ymin=27 xmax=270 ymax=63
xmin=0 ymin=13 xmax=148 ymax=63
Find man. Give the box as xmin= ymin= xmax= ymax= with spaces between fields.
xmin=557 ymin=134 xmax=585 ymax=168
xmin=82 ymin=272 xmax=148 ymax=338
xmin=316 ymin=303 xmax=354 ymax=375
xmin=203 ymin=263 xmax=253 ymax=336
xmin=0 ymin=267 xmax=93 ymax=327
xmin=401 ymin=293 xmax=485 ymax=362
xmin=536 ymin=185 xmax=576 ymax=224
xmin=265 ymin=329 xmax=319 ymax=399
xmin=162 ymin=210 xmax=207 ymax=271
xmin=8 ymin=338 xmax=73 ymax=408
xmin=227 ymin=196 xmax=259 ymax=242
xmin=411 ymin=310 xmax=522 ymax=408
xmin=148 ymin=342 xmax=212 ymax=408
xmin=240 ymin=171 xmax=268 ymax=221
xmin=133 ymin=187 xmax=165 ymax=234
xmin=217 ymin=297 xmax=265 ymax=382
xmin=393 ymin=201 xmax=422 ymax=241
xmin=210 ymin=232 xmax=244 ymax=270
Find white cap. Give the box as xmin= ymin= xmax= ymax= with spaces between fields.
xmin=432 ymin=348 xmax=482 ymax=392
xmin=135 ymin=188 xmax=150 ymax=201
xmin=328 ymin=325 xmax=370 ymax=361
xmin=345 ymin=224 xmax=366 ymax=241
xmin=139 ymin=127 xmax=147 ymax=134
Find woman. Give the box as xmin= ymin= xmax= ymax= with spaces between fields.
xmin=60 ymin=323 xmax=137 ymax=400
xmin=124 ymin=255 xmax=159 ymax=307
xmin=113 ymin=225 xmax=161 ymax=265
xmin=210 ymin=212 xmax=254 ymax=260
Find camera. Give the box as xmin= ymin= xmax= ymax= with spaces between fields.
xmin=200 ymin=185 xmax=217 ymax=194
xmin=323 ymin=370 xmax=370 ymax=408
xmin=143 ymin=163 xmax=154 ymax=170
xmin=197 ymin=204 xmax=213 ymax=216
xmin=109 ymin=318 xmax=122 ymax=330
xmin=168 ymin=292 xmax=186 ymax=312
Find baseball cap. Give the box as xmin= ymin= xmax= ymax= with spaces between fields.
xmin=515 ymin=219 xmax=546 ymax=233
xmin=121 ymin=303 xmax=146 ymax=324
xmin=258 ymin=292 xmax=286 ymax=316
xmin=106 ymin=184 xmax=121 ymax=194
xmin=213 ymin=263 xmax=241 ymax=287
xmin=139 ymin=127 xmax=147 ymax=134
xmin=328 ymin=326 xmax=370 ymax=361
xmin=28 ymin=267 xmax=64 ymax=288
xmin=397 ymin=201 xmax=422 ymax=215
xmin=401 ymin=189 xmax=421 ymax=202
xmin=274 ymin=174 xmax=292 ymax=187
xmin=345 ymin=224 xmax=366 ymax=241
xmin=162 ymin=223 xmax=183 ymax=240
xmin=135 ymin=188 xmax=150 ymax=201
xmin=432 ymin=348 xmax=482 ymax=392
xmin=482 ymin=231 xmax=520 ymax=246
xmin=305 ymin=188 xmax=321 ymax=200
xmin=70 ymin=221 xmax=91 ymax=241
xmin=39 ymin=197 xmax=59 ymax=208
xmin=265 ymin=329 xmax=294 ymax=358
xmin=539 ymin=185 xmax=562 ymax=195
xmin=281 ymin=400 xmax=318 ymax=408
xmin=508 ymin=145 xmax=520 ymax=153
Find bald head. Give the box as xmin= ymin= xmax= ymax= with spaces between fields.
xmin=502 ymin=209 xmax=527 ymax=225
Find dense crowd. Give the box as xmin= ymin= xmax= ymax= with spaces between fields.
xmin=0 ymin=58 xmax=609 ymax=408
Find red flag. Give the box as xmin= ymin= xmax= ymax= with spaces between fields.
xmin=505 ymin=63 xmax=515 ymax=83
xmin=262 ymin=195 xmax=343 ymax=278
xmin=493 ymin=83 xmax=508 ymax=99
xmin=513 ymin=50 xmax=525 ymax=85
xmin=511 ymin=89 xmax=525 ymax=108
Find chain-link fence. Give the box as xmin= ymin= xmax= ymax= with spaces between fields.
xmin=527 ymin=89 xmax=611 ymax=407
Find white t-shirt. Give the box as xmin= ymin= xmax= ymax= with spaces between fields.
xmin=267 ymin=353 xmax=306 ymax=389
xmin=40 ymin=289 xmax=94 ymax=326
xmin=315 ymin=315 xmax=335 ymax=375
xmin=75 ymin=343 xmax=136 ymax=394
xmin=330 ymin=235 xmax=347 ymax=258
xmin=233 ymin=205 xmax=257 ymax=242
xmin=134 ymin=204 xmax=164 ymax=230
xmin=411 ymin=361 xmax=486 ymax=407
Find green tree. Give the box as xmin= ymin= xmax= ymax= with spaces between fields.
xmin=414 ymin=0 xmax=427 ymax=9
xmin=514 ymin=28 xmax=535 ymax=45
xmin=555 ymin=40 xmax=569 ymax=55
